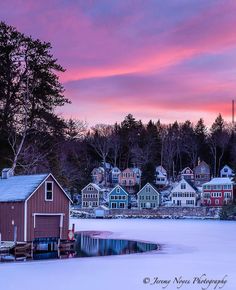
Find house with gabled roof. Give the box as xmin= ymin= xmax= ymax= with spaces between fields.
xmin=118 ymin=167 xmax=141 ymax=193
xmin=180 ymin=167 xmax=194 ymax=182
xmin=155 ymin=165 xmax=168 ymax=187
xmin=110 ymin=166 xmax=121 ymax=185
xmin=202 ymin=177 xmax=235 ymax=206
xmin=91 ymin=167 xmax=105 ymax=185
xmin=108 ymin=185 xmax=129 ymax=209
xmin=194 ymin=161 xmax=211 ymax=186
xmin=137 ymin=183 xmax=160 ymax=209
xmin=81 ymin=183 xmax=103 ymax=208
xmin=220 ymin=165 xmax=234 ymax=178
xmin=0 ymin=169 xmax=71 ymax=242
xmin=170 ymin=177 xmax=199 ymax=207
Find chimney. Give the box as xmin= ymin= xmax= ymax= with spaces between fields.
xmin=1 ymin=168 xmax=14 ymax=179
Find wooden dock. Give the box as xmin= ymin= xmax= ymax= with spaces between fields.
xmin=0 ymin=241 xmax=15 ymax=253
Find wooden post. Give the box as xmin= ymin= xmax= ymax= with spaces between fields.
xmin=13 ymin=225 xmax=17 ymax=244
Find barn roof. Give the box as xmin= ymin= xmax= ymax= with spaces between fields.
xmin=0 ymin=174 xmax=48 ymax=202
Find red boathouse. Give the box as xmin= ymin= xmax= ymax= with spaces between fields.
xmin=0 ymin=169 xmax=72 ymax=242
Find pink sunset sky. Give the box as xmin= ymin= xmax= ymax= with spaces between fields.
xmin=1 ymin=0 xmax=236 ymax=126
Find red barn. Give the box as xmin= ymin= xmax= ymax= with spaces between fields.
xmin=202 ymin=177 xmax=235 ymax=206
xmin=0 ymin=169 xmax=71 ymax=242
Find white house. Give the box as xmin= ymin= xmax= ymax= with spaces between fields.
xmin=155 ymin=165 xmax=168 ymax=187
xmin=220 ymin=165 xmax=234 ymax=178
xmin=170 ymin=178 xmax=198 ymax=207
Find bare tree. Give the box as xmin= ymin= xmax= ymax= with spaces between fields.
xmin=65 ymin=119 xmax=88 ymax=140
xmin=8 ymin=68 xmax=30 ymax=172
xmin=89 ymin=124 xmax=113 ymax=185
xmin=109 ymin=131 xmax=121 ymax=167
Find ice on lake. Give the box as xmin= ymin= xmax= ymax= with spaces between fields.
xmin=0 ymin=218 xmax=235 ymax=290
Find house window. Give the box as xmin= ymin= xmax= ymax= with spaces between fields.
xmin=45 ymin=181 xmax=53 ymax=201
xmin=119 ymin=202 xmax=125 ymax=208
xmin=146 ymin=187 xmax=151 ymax=193
xmin=224 ymin=192 xmax=231 ymax=198
xmin=215 ymin=199 xmax=219 ymax=205
xmin=181 ymin=183 xmax=186 ymax=189
xmin=117 ymin=187 xmax=120 ymax=193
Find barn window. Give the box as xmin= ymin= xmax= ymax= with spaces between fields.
xmin=45 ymin=181 xmax=53 ymax=201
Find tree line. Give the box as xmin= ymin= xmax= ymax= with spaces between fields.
xmin=1 ymin=22 xmax=236 ymax=197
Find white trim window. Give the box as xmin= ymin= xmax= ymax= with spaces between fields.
xmin=45 ymin=181 xmax=53 ymax=201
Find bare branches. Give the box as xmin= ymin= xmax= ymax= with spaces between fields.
xmin=65 ymin=119 xmax=88 ymax=140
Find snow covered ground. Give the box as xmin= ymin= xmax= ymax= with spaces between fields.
xmin=1 ymin=219 xmax=236 ymax=290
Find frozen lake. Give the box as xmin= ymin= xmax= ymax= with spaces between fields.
xmin=1 ymin=219 xmax=236 ymax=290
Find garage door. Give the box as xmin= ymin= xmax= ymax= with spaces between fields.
xmin=34 ymin=215 xmax=60 ymax=239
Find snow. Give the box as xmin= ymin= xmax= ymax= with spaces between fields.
xmin=0 ymin=174 xmax=48 ymax=201
xmin=203 ymin=178 xmax=233 ymax=186
xmin=1 ymin=219 xmax=236 ymax=290
xmin=82 ymin=183 xmax=102 ymax=192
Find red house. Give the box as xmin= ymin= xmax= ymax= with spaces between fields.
xmin=0 ymin=169 xmax=72 ymax=242
xmin=202 ymin=177 xmax=235 ymax=206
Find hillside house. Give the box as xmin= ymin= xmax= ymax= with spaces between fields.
xmin=180 ymin=167 xmax=194 ymax=182
xmin=220 ymin=165 xmax=234 ymax=178
xmin=91 ymin=167 xmax=105 ymax=185
xmin=194 ymin=161 xmax=211 ymax=186
xmin=137 ymin=183 xmax=160 ymax=209
xmin=202 ymin=178 xmax=235 ymax=206
xmin=110 ymin=167 xmax=121 ymax=185
xmin=170 ymin=178 xmax=198 ymax=207
xmin=155 ymin=165 xmax=168 ymax=187
xmin=81 ymin=183 xmax=103 ymax=208
xmin=108 ymin=185 xmax=129 ymax=209
xmin=118 ymin=167 xmax=141 ymax=193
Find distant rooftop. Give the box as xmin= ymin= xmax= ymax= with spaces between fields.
xmin=203 ymin=177 xmax=234 ymax=186
xmin=0 ymin=174 xmax=48 ymax=202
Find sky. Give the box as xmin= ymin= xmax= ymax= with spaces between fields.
xmin=1 ymin=0 xmax=236 ymax=126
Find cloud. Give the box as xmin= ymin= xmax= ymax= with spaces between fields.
xmin=1 ymin=0 xmax=236 ymax=126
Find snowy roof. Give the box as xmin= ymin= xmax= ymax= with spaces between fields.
xmin=203 ymin=177 xmax=234 ymax=186
xmin=156 ymin=165 xmax=167 ymax=173
xmin=94 ymin=205 xmax=109 ymax=211
xmin=101 ymin=162 xmax=113 ymax=169
xmin=0 ymin=174 xmax=48 ymax=202
xmin=2 ymin=168 xmax=12 ymax=172
xmin=111 ymin=166 xmax=121 ymax=173
xmin=83 ymin=183 xmax=102 ymax=191
xmin=92 ymin=167 xmax=104 ymax=173
xmin=156 ymin=170 xmax=166 ymax=177
xmin=108 ymin=185 xmax=128 ymax=196
xmin=137 ymin=183 xmax=160 ymax=195
xmin=132 ymin=167 xmax=141 ymax=174
xmin=181 ymin=167 xmax=193 ymax=174
xmin=220 ymin=165 xmax=233 ymax=172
